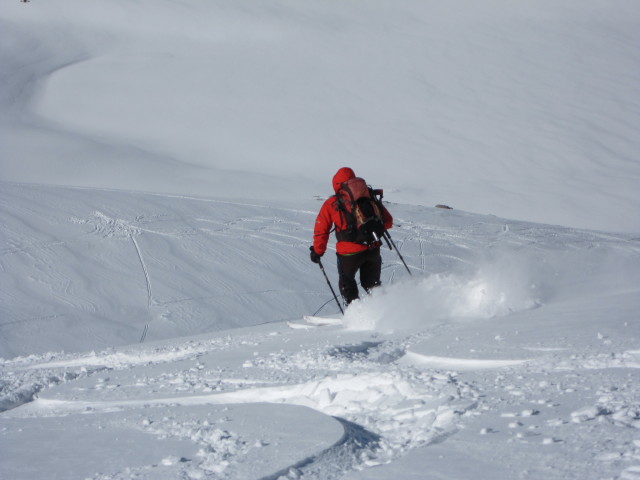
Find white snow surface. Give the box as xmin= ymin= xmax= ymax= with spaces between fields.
xmin=2 ymin=1 xmax=640 ymax=479
xmin=1 ymin=0 xmax=640 ymax=233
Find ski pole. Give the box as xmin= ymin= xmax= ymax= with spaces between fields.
xmin=371 ymin=189 xmax=412 ymax=276
xmin=384 ymin=231 xmax=412 ymax=276
xmin=318 ymin=259 xmax=344 ymax=315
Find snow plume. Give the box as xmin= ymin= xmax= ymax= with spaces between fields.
xmin=346 ymin=237 xmax=640 ymax=333
xmin=345 ymin=251 xmax=546 ymax=332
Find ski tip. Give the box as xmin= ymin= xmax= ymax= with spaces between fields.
xmin=303 ymin=315 xmax=343 ymax=326
xmin=287 ymin=321 xmax=317 ymax=330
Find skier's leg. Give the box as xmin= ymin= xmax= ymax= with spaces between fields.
xmin=337 ymin=253 xmax=360 ymax=304
xmin=360 ymin=248 xmax=382 ymax=293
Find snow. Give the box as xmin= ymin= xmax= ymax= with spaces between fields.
xmin=2 ymin=0 xmax=640 ymax=233
xmin=1 ymin=0 xmax=640 ymax=479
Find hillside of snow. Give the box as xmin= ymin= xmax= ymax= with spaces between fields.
xmin=2 ymin=0 xmax=639 ymax=233
xmin=2 ymin=0 xmax=640 ymax=479
xmin=2 ymin=181 xmax=639 ymax=479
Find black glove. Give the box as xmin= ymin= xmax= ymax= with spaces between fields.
xmin=309 ymin=246 xmax=322 ymax=264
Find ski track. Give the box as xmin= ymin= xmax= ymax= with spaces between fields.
xmin=130 ymin=236 xmax=152 ymax=310
xmin=1 ymin=327 xmax=480 ymax=478
xmin=130 ymin=234 xmax=153 ymax=343
xmin=2 ymin=184 xmax=640 ymax=478
xmin=3 ymin=325 xmax=640 ymax=479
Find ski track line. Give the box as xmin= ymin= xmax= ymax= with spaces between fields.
xmin=386 ymin=229 xmax=410 ymax=283
xmin=394 ymin=234 xmax=418 ymax=275
xmin=130 ymin=234 xmax=152 ymax=343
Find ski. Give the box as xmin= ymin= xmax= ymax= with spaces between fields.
xmin=303 ymin=315 xmax=343 ymax=326
xmin=287 ymin=321 xmax=317 ymax=330
xmin=287 ymin=315 xmax=343 ymax=329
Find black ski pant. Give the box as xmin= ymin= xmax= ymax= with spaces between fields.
xmin=336 ymin=248 xmax=382 ymax=305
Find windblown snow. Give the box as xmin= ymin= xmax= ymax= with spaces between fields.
xmin=1 ymin=0 xmax=640 ymax=479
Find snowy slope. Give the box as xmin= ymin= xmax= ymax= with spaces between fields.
xmin=1 ymin=0 xmax=639 ymax=233
xmin=0 ymin=183 xmax=323 ymax=357
xmin=2 ymin=0 xmax=640 ymax=479
xmin=2 ymin=182 xmax=639 ymax=479
xmin=3 ymin=181 xmax=636 ymax=358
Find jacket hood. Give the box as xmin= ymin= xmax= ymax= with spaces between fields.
xmin=332 ymin=167 xmax=356 ymax=193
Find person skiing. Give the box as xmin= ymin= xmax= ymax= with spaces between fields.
xmin=310 ymin=167 xmax=393 ymax=306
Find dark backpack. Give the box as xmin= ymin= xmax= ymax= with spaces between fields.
xmin=335 ymin=177 xmax=386 ymax=245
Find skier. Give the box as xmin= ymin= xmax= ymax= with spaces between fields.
xmin=310 ymin=167 xmax=393 ymax=306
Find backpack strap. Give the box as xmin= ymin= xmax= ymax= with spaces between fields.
xmin=333 ymin=191 xmax=357 ymax=243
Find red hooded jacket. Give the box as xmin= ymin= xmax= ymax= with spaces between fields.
xmin=313 ymin=167 xmax=393 ymax=256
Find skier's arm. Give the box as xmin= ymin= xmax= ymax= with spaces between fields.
xmin=313 ymin=199 xmax=334 ymax=256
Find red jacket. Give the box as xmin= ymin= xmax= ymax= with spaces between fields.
xmin=313 ymin=167 xmax=393 ymax=256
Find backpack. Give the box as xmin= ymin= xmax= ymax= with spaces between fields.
xmin=335 ymin=177 xmax=386 ymax=245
